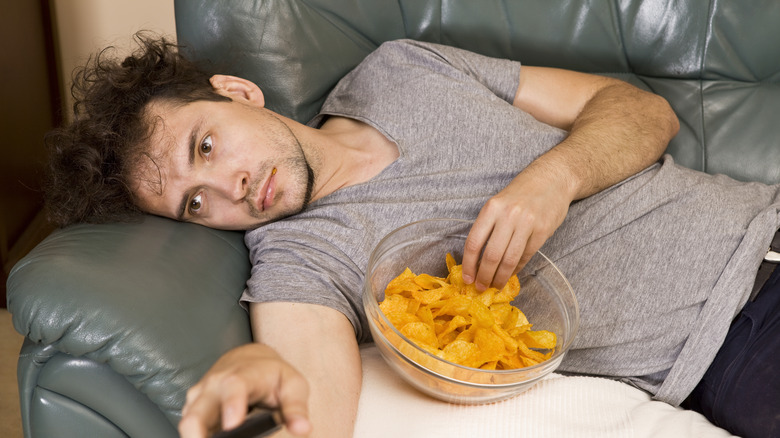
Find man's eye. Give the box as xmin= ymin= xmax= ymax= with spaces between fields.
xmin=200 ymin=135 xmax=213 ymax=156
xmin=189 ymin=194 xmax=203 ymax=214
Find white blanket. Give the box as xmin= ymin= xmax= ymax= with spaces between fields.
xmin=355 ymin=345 xmax=735 ymax=438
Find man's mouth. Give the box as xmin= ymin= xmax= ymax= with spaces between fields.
xmin=260 ymin=167 xmax=277 ymax=212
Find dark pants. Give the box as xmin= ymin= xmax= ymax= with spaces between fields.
xmin=685 ymin=265 xmax=780 ymax=438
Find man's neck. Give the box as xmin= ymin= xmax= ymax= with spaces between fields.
xmin=293 ymin=115 xmax=399 ymax=202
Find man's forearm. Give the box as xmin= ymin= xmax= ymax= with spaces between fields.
xmin=544 ymin=81 xmax=679 ymax=201
xmin=513 ymin=66 xmax=679 ymax=203
xmin=251 ymin=302 xmax=362 ymax=438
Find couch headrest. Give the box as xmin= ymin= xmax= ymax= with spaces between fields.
xmin=175 ymin=0 xmax=780 ymax=183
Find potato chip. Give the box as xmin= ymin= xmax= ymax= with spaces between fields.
xmin=476 ymin=288 xmax=496 ymax=307
xmin=384 ymin=268 xmax=419 ymax=298
xmin=401 ymin=321 xmax=438 ymax=350
xmin=454 ymin=325 xmax=477 ymax=343
xmin=430 ymin=295 xmax=472 ymax=318
xmin=446 ymin=253 xmax=457 ymax=272
xmin=385 ymin=311 xmax=420 ymax=330
xmin=493 ymin=276 xmax=521 ymax=303
xmin=517 ymin=328 xmax=557 ymax=350
xmin=473 ymin=328 xmax=505 ymax=364
xmin=491 ymin=324 xmax=518 ymax=354
xmin=417 ymin=306 xmax=434 ymax=326
xmin=379 ymin=253 xmax=557 ymax=370
xmin=414 ymin=273 xmax=448 ymax=289
xmin=379 ymin=294 xmax=410 ymax=315
xmin=498 ymin=353 xmax=524 ymax=369
xmin=437 ymin=315 xmax=468 ymax=346
xmin=467 ymin=300 xmax=495 ymax=329
xmin=516 ymin=339 xmax=550 ymax=363
xmin=481 ymin=361 xmax=498 ymax=370
xmin=411 ymin=286 xmax=446 ymax=305
xmin=440 ymin=339 xmax=478 ymax=365
xmin=438 ymin=331 xmax=457 ymax=346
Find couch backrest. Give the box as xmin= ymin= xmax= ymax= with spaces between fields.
xmin=175 ymin=0 xmax=780 ymax=184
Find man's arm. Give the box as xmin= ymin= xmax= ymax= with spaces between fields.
xmin=462 ymin=66 xmax=680 ymax=290
xmin=252 ymin=302 xmax=362 ymax=438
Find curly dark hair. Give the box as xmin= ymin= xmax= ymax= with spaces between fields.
xmin=43 ymin=33 xmax=230 ymax=227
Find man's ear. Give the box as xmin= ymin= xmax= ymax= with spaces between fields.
xmin=209 ymin=75 xmax=265 ymax=107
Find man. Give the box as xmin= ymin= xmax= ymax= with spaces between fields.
xmin=45 ymin=35 xmax=779 ymax=438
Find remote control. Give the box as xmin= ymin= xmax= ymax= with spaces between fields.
xmin=211 ymin=409 xmax=281 ymax=438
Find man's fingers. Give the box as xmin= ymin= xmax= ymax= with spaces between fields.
xmin=246 ymin=353 xmax=312 ymax=436
xmin=179 ymin=416 xmax=209 ymax=438
xmin=489 ymin=230 xmax=530 ymax=288
xmin=179 ymin=387 xmax=223 ymax=438
xmin=474 ymin=223 xmax=516 ymax=290
xmin=462 ymin=218 xmax=493 ymax=284
xmin=277 ymin=373 xmax=312 ymax=436
xmin=182 ymin=384 xmax=202 ymax=417
xmin=219 ymin=376 xmax=251 ymax=430
xmin=180 ymin=376 xmax=252 ymax=437
xmin=518 ymin=232 xmax=546 ymax=268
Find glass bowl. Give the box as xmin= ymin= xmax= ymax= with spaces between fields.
xmin=363 ymin=218 xmax=579 ymax=404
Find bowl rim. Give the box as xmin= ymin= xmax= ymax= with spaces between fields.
xmin=364 ymin=217 xmax=580 ymax=380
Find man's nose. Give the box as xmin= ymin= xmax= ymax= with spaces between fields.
xmin=217 ymin=171 xmax=250 ymax=202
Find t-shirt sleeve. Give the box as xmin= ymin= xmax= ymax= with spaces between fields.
xmin=241 ymin=227 xmax=368 ymax=341
xmin=311 ymin=39 xmax=523 ymax=128
xmin=387 ymin=39 xmax=522 ymax=104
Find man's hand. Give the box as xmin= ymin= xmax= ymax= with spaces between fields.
xmin=179 ymin=343 xmax=312 ymax=438
xmin=462 ymin=158 xmax=573 ymax=291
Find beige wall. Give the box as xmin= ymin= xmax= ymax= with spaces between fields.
xmin=52 ymin=0 xmax=177 ymax=119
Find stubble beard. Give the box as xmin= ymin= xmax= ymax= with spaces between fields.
xmin=245 ymin=155 xmax=315 ymax=229
xmin=245 ymin=110 xmax=316 ymax=229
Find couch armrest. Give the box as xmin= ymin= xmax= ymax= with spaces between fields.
xmin=18 ymin=340 xmax=177 ymax=437
xmin=7 ymin=215 xmax=252 ymax=426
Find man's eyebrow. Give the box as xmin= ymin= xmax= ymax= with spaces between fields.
xmin=177 ymin=116 xmax=206 ymax=220
xmin=188 ymin=115 xmax=206 ymax=166
xmin=176 ymin=194 xmax=189 ymax=221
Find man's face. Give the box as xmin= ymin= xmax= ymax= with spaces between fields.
xmin=133 ymin=97 xmax=313 ymax=230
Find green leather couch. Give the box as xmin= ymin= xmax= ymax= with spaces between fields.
xmin=7 ymin=0 xmax=780 ymax=436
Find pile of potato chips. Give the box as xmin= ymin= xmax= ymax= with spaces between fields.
xmin=379 ymin=254 xmax=556 ymax=370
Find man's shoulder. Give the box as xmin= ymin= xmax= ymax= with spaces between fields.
xmin=365 ymin=39 xmax=451 ymax=66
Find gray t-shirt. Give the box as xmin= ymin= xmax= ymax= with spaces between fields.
xmin=243 ymin=39 xmax=780 ymax=405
